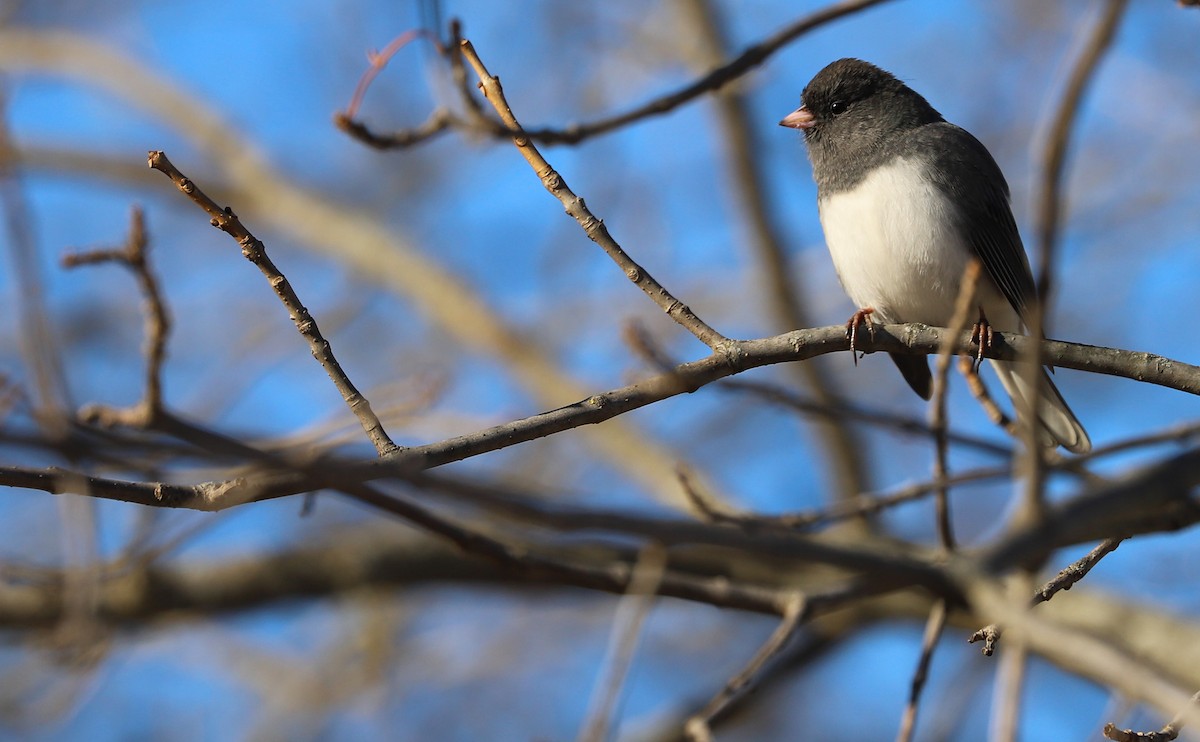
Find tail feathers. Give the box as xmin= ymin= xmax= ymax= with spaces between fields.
xmin=990 ymin=360 xmax=1091 ymax=453
xmin=889 ymin=353 xmax=933 ymax=400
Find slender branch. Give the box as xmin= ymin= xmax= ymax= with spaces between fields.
xmin=623 ymin=319 xmax=1011 ymax=456
xmin=896 ymin=600 xmax=948 ymax=742
xmin=146 ymin=150 xmax=399 ymax=457
xmin=336 ymin=107 xmax=453 ymax=150
xmin=958 ymin=354 xmax=1019 ymax=439
xmin=1104 ymin=691 xmax=1200 ymax=742
xmin=459 ymin=40 xmax=730 ymax=350
xmin=339 ymin=0 xmax=897 ymax=149
xmin=62 ymin=206 xmax=171 ymax=427
xmin=930 ymin=260 xmax=982 ymax=552
xmin=722 ymin=377 xmax=1013 ymax=456
xmin=0 ymin=87 xmax=70 ymax=430
xmin=1032 ymin=536 xmax=1126 ymax=606
xmin=989 ymin=587 xmax=1030 ymax=742
xmin=517 ymin=0 xmax=897 ymax=144
xmin=1020 ymin=0 xmax=1129 ymax=524
xmin=578 ymin=544 xmax=667 ymax=742
xmin=895 ymin=264 xmax=980 ymax=741
xmin=1033 ymin=0 xmax=1130 ymax=308
xmin=969 ymin=537 xmax=1137 ymax=657
xmin=685 ymin=592 xmax=806 ymax=741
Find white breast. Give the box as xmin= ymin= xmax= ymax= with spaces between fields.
xmin=818 ymin=157 xmax=1014 ymax=328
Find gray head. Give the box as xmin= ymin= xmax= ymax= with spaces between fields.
xmin=780 ymin=59 xmax=944 ymax=190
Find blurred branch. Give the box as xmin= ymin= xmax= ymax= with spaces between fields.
xmin=896 ymin=600 xmax=948 ymax=742
xmin=970 ymin=536 xmax=1128 ymax=657
xmin=988 ymin=575 xmax=1030 ymax=742
xmin=930 ymin=260 xmax=983 ymax=552
xmin=1019 ymin=0 xmax=1129 ymax=541
xmin=982 ymin=445 xmax=1200 ymax=573
xmin=579 ymin=544 xmax=666 ymax=742
xmin=963 ymin=572 xmax=1200 ymax=735
xmin=340 ymin=0 xmax=896 ymax=148
xmin=685 ymin=592 xmax=805 ymax=741
xmin=1032 ymin=0 xmax=1130 ymax=310
xmin=684 ymin=463 xmax=1012 ymax=534
xmin=0 ymin=87 xmax=70 ymax=431
xmin=894 ymin=265 xmax=981 ymax=741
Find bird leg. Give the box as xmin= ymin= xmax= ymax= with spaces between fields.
xmin=845 ymin=307 xmax=876 ymax=366
xmin=969 ymin=306 xmax=993 ymax=372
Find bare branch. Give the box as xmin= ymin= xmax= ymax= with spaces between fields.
xmin=896 ymin=600 xmax=948 ymax=742
xmin=578 ymin=544 xmax=667 ymax=742
xmin=930 ymin=259 xmax=983 ymax=552
xmin=339 ymin=0 xmax=898 ymax=148
xmin=1104 ymin=691 xmax=1200 ymax=741
xmin=685 ymin=592 xmax=805 ymax=740
xmin=460 ymin=40 xmax=730 ymax=350
xmin=147 ymin=150 xmax=399 ymax=457
xmin=62 ymin=206 xmax=172 ymax=427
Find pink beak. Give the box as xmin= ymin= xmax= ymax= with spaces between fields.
xmin=779 ymin=106 xmax=815 ymax=130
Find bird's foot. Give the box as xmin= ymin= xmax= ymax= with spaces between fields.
xmin=845 ymin=307 xmax=876 ymax=366
xmin=969 ymin=307 xmax=993 ymax=373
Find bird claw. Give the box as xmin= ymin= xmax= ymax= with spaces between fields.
xmin=969 ymin=307 xmax=993 ymax=373
xmin=845 ymin=308 xmax=876 ymax=366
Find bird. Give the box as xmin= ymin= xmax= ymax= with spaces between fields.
xmin=779 ymin=58 xmax=1090 ymax=453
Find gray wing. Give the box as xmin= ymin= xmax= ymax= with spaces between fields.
xmin=916 ymin=123 xmax=1038 ymax=326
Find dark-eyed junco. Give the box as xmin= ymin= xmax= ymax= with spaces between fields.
xmin=780 ymin=58 xmax=1090 ymax=452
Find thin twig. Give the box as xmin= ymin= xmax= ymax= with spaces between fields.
xmin=459 ymin=40 xmax=730 ymax=350
xmin=0 ymin=87 xmax=70 ymax=431
xmin=1104 ymin=691 xmax=1200 ymax=741
xmin=1032 ymin=536 xmax=1126 ymax=605
xmin=959 ymin=355 xmax=1020 ymax=438
xmin=339 ymin=29 xmax=439 ymax=121
xmin=989 ymin=589 xmax=1030 ymax=742
xmin=684 ymin=592 xmax=806 ymax=741
xmin=1022 ymin=0 xmax=1129 ymax=521
xmin=683 ymin=462 xmax=1011 ymax=534
xmin=62 ymin=206 xmax=172 ymax=427
xmin=1033 ymin=0 xmax=1130 ymax=307
xmin=336 ymin=107 xmax=453 ymax=150
xmin=970 ymin=537 xmax=1129 ymax=656
xmin=146 ymin=150 xmax=400 ymax=457
xmin=578 ymin=544 xmax=667 ymax=742
xmin=931 ymin=259 xmax=982 ymax=552
xmin=724 ymin=377 xmax=1012 ymax=456
xmin=340 ymin=0 xmax=897 ymax=148
xmin=896 ymin=600 xmax=948 ymax=742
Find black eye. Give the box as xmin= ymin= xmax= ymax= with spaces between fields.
xmin=830 ymin=100 xmax=846 ymax=114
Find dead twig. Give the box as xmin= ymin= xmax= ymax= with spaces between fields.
xmin=63 ymin=206 xmax=171 ymax=427
xmin=147 ymin=150 xmax=400 ymax=457
xmin=459 ymin=40 xmax=730 ymax=350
